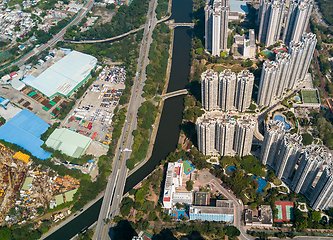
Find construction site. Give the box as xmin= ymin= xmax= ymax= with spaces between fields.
xmin=0 ymin=143 xmax=80 ymax=226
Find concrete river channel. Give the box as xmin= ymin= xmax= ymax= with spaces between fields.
xmin=45 ymin=0 xmax=193 ymax=238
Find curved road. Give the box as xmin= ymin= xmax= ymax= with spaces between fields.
xmin=199 ymin=170 xmax=333 ymax=240
xmin=64 ymin=15 xmax=171 ymax=44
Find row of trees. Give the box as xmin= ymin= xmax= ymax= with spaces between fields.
xmin=77 ymin=0 xmax=149 ymax=40
xmin=126 ymin=101 xmax=158 ymax=170
xmin=142 ymin=23 xmax=170 ymax=98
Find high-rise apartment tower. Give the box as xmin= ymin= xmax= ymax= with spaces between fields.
xmin=260 ymin=120 xmax=285 ymax=166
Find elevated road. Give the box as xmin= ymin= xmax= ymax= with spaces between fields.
xmin=64 ymin=15 xmax=170 ymax=44
xmin=93 ymin=0 xmax=159 ymax=238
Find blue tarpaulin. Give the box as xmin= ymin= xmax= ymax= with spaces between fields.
xmin=0 ymin=97 xmax=9 ymax=107
xmin=0 ymin=109 xmax=52 ymax=160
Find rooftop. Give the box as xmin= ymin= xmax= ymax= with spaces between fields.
xmin=229 ymin=0 xmax=248 ymax=14
xmin=0 ymin=109 xmax=51 ymax=160
xmin=22 ymin=50 xmax=97 ymax=98
xmin=45 ymin=128 xmax=92 ymax=158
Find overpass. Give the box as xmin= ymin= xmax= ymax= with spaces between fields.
xmin=166 ymin=22 xmax=195 ymax=28
xmin=158 ymin=89 xmax=188 ymax=100
xmin=64 ymin=15 xmax=171 ymax=44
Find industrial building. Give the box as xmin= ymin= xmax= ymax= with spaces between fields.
xmin=22 ymin=50 xmax=97 ymax=99
xmin=45 ymin=128 xmax=92 ymax=158
xmin=0 ymin=109 xmax=51 ymax=160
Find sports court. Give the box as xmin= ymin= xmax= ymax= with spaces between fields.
xmin=172 ymin=209 xmax=189 ymax=220
xmin=301 ymin=89 xmax=320 ymax=104
xmin=274 ymin=201 xmax=294 ymax=222
xmin=182 ymin=160 xmax=195 ymax=175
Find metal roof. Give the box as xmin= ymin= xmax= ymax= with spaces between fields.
xmin=45 ymin=128 xmax=92 ymax=158
xmin=22 ymin=51 xmax=97 ymax=98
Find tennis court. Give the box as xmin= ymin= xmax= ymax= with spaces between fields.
xmin=274 ymin=201 xmax=294 ymax=222
xmin=302 ymin=90 xmax=319 ymax=104
xmin=183 ymin=160 xmax=195 ymax=175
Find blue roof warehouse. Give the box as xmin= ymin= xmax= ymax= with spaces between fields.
xmin=0 ymin=109 xmax=51 ymax=159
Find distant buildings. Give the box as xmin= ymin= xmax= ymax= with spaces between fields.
xmin=196 ymin=112 xmax=255 ymax=156
xmin=205 ymin=0 xmax=229 ymax=55
xmin=257 ymin=33 xmax=317 ymax=107
xmin=201 ymin=69 xmax=254 ymax=112
xmin=258 ymin=0 xmax=313 ymax=46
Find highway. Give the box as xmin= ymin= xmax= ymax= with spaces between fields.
xmin=2 ymin=0 xmax=94 ymax=70
xmin=93 ymin=0 xmax=159 ymax=238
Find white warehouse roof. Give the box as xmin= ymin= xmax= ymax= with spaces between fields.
xmin=23 ymin=50 xmax=97 ymax=98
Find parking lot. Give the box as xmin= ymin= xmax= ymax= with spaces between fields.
xmin=63 ymin=66 xmax=126 ymax=145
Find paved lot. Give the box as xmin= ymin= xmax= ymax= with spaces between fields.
xmin=62 ymin=75 xmax=125 ymax=145
xmin=0 ymin=86 xmax=54 ymax=123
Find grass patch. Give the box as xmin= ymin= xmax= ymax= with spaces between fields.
xmin=301 ymin=89 xmax=320 ymax=104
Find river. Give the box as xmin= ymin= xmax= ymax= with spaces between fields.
xmin=45 ymin=0 xmax=193 ymax=238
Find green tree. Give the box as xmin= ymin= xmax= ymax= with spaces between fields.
xmin=302 ymin=133 xmax=313 ymax=145
xmin=196 ymin=48 xmax=203 ymax=55
xmin=225 ymin=226 xmax=240 ymax=237
xmin=311 ymin=211 xmax=322 ymax=222
xmin=0 ymin=227 xmax=11 ymax=240
xmin=186 ymin=180 xmax=194 ymax=191
xmin=135 ymin=188 xmax=146 ymax=202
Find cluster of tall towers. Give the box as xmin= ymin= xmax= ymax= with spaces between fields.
xmin=196 ymin=112 xmax=255 ymax=157
xmin=257 ymin=32 xmax=317 ymax=107
xmin=205 ymin=0 xmax=229 ymax=56
xmin=201 ymin=69 xmax=254 ymax=112
xmin=261 ymin=120 xmax=333 ymax=210
xmin=258 ymin=0 xmax=313 ymax=46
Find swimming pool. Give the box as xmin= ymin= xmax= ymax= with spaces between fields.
xmin=274 ymin=115 xmax=291 ymax=130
